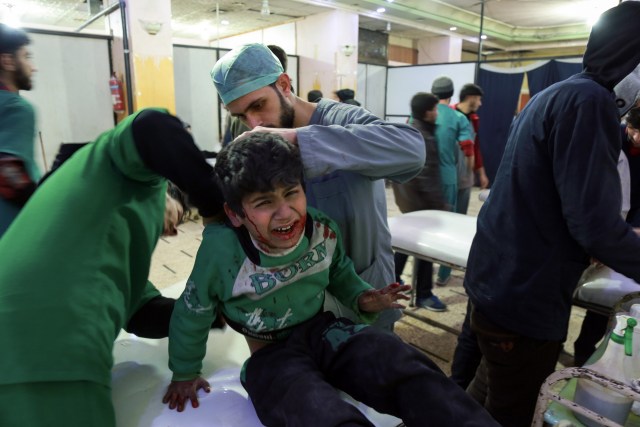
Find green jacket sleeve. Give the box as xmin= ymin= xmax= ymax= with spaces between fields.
xmin=131 ymin=280 xmax=162 ymax=313
xmin=168 ymin=226 xmax=220 ymax=381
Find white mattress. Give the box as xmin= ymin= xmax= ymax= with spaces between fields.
xmin=387 ymin=210 xmax=639 ymax=311
xmin=112 ymin=281 xmax=402 ymax=426
xmin=574 ymin=265 xmax=640 ymax=309
xmin=388 ymin=210 xmax=477 ymax=269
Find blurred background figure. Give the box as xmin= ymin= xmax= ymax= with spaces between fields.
xmin=307 ymin=89 xmax=323 ymax=103
xmin=0 ymin=24 xmax=40 ymax=238
xmin=334 ymin=88 xmax=361 ymax=106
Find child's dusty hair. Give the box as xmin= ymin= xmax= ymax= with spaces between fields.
xmin=214 ymin=132 xmax=303 ymax=217
xmin=167 ymin=181 xmax=191 ymax=224
xmin=626 ymin=106 xmax=640 ymax=129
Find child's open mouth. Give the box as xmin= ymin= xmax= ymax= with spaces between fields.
xmin=271 ymin=220 xmax=301 ymax=241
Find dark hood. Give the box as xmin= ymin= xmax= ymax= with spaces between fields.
xmin=583 ymin=1 xmax=640 ymax=91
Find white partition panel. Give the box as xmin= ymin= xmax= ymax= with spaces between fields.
xmin=386 ymin=63 xmax=476 ymax=116
xmin=173 ymin=46 xmax=221 ymax=152
xmin=357 ymin=63 xmax=386 ymax=118
xmin=288 ymin=55 xmax=299 ymax=94
xmin=22 ymin=32 xmax=113 ymax=172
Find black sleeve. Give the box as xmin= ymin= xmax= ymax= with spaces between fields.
xmin=131 ymin=110 xmax=224 ymax=217
xmin=125 ymin=295 xmax=226 ymax=338
xmin=125 ymin=295 xmax=175 ymax=338
xmin=38 ymin=143 xmax=89 ymax=185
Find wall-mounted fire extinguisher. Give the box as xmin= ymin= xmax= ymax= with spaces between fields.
xmin=109 ymin=72 xmax=125 ymax=113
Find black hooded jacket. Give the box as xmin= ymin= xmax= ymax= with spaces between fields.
xmin=464 ymin=1 xmax=640 ymax=341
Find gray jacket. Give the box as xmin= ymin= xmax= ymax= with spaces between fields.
xmin=298 ymin=99 xmax=425 ymax=329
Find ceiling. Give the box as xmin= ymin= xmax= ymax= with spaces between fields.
xmin=0 ymin=0 xmax=623 ymax=58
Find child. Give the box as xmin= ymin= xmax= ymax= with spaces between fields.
xmin=163 ymin=133 xmax=500 ymax=427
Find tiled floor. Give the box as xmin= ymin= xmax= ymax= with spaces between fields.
xmin=148 ymin=186 xmax=588 ymax=375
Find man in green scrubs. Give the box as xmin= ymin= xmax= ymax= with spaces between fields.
xmin=0 ymin=24 xmax=41 ymax=237
xmin=0 ymin=108 xmax=223 ymax=427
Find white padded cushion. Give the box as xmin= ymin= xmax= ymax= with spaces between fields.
xmin=574 ymin=265 xmax=640 ymax=308
xmin=388 ymin=210 xmax=476 ymax=269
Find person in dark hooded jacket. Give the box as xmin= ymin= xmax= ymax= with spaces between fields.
xmin=456 ymin=3 xmax=640 ymax=427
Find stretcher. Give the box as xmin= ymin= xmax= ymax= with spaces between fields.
xmin=387 ymin=210 xmax=475 ymax=271
xmin=388 ymin=210 xmax=640 ymax=426
xmin=573 ymin=265 xmax=640 ymax=316
xmin=387 ymin=210 xmax=640 ymax=312
xmin=112 ymin=281 xmax=403 ymax=427
xmin=387 ymin=210 xmax=475 ymax=304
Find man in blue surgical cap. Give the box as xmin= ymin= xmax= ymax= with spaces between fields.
xmin=211 ymin=43 xmax=425 ymax=331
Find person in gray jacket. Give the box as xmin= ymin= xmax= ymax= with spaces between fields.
xmin=211 ymin=43 xmax=425 ymax=331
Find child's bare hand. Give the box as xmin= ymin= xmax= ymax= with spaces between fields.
xmin=358 ymin=283 xmax=412 ymax=313
xmin=162 ymin=377 xmax=211 ymax=412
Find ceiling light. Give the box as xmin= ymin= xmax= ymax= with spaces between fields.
xmin=480 ymin=34 xmax=487 ymax=40
xmin=200 ymin=23 xmax=214 ymax=40
xmin=386 ymin=0 xmax=394 ymax=2
xmin=1 ymin=4 xmax=21 ymax=28
xmin=221 ymin=19 xmax=229 ymax=25
xmin=261 ymin=0 xmax=270 ymax=16
xmin=449 ymin=26 xmax=457 ymax=31
xmin=376 ymin=7 xmax=386 ymax=13
xmin=341 ymin=45 xmax=356 ymax=57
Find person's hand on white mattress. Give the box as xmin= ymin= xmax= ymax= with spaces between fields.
xmin=163 ymin=376 xmax=211 ymax=412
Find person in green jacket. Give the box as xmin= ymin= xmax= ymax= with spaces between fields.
xmin=0 ymin=108 xmax=223 ymax=427
xmin=0 ymin=24 xmax=41 ymax=237
xmin=162 ymin=132 xmax=501 ymax=427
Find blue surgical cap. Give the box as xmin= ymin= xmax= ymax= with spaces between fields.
xmin=211 ymin=43 xmax=284 ymax=105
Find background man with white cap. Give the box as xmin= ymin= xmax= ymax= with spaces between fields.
xmin=430 ymin=76 xmax=475 ymax=290
xmin=211 ymin=43 xmax=425 ymax=331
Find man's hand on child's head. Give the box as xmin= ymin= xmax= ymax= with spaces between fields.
xmin=357 ymin=283 xmax=412 ymax=313
xmin=162 ymin=377 xmax=211 ymax=412
xmin=238 ymin=126 xmax=299 ymax=145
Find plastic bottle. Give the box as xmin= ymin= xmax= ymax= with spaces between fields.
xmin=573 ymin=314 xmax=637 ymax=426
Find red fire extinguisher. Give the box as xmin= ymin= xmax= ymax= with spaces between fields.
xmin=109 ymin=72 xmax=125 ymax=113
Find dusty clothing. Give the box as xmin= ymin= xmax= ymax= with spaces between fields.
xmin=169 ymin=207 xmax=375 ymax=379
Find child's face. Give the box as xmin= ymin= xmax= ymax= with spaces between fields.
xmin=163 ymin=193 xmax=184 ymax=237
xmin=628 ymin=124 xmax=640 ymax=148
xmin=226 ymin=183 xmax=307 ymax=252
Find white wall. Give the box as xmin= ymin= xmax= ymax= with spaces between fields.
xmin=173 ymin=46 xmax=221 ymax=152
xmin=22 ymin=32 xmax=114 ymax=172
xmin=296 ymin=10 xmax=359 ymax=100
xmin=357 ymin=63 xmax=387 ymax=118
xmin=214 ymin=22 xmax=296 ymax=55
xmin=417 ymin=36 xmax=462 ymax=64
